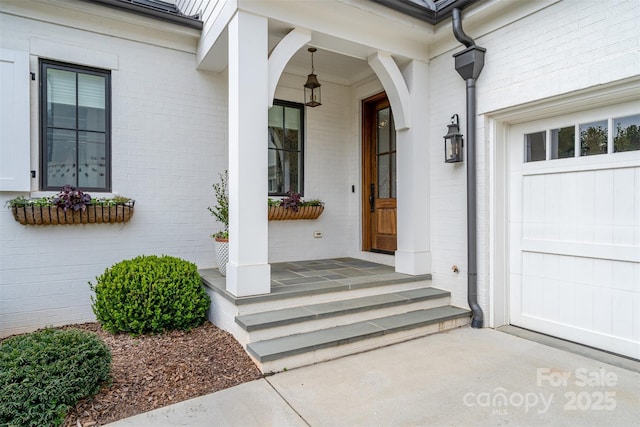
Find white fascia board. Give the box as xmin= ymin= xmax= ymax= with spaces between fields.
xmin=238 ymin=0 xmax=433 ymax=63
xmin=196 ymin=0 xmax=237 ymax=71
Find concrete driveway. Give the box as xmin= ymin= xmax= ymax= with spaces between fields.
xmin=107 ymin=327 xmax=640 ymax=426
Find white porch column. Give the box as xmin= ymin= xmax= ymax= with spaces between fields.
xmin=226 ymin=10 xmax=271 ymax=296
xmin=395 ymin=60 xmax=431 ymax=275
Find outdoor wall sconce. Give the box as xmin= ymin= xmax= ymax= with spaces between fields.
xmin=444 ymin=114 xmax=464 ymax=163
xmin=304 ymin=47 xmax=321 ymax=107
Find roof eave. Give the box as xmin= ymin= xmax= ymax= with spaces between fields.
xmin=370 ymin=0 xmax=482 ymax=25
xmin=84 ymin=0 xmax=203 ymax=30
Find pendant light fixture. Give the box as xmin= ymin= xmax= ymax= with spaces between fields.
xmin=304 ymin=47 xmax=321 ymax=107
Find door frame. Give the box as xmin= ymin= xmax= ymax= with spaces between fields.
xmin=361 ymin=91 xmax=395 ymax=253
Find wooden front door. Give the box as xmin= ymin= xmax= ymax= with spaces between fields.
xmin=362 ymin=93 xmax=397 ymax=254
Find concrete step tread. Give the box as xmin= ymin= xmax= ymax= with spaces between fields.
xmin=246 ymin=305 xmax=470 ymax=362
xmin=200 ymin=268 xmax=431 ymax=306
xmin=236 ymin=287 xmax=450 ymax=331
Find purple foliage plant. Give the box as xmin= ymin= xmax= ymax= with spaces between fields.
xmin=53 ymin=185 xmax=92 ymax=211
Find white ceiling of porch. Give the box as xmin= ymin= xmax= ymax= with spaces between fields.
xmin=268 ymin=21 xmax=377 ymax=86
xmin=281 ymin=46 xmax=374 ymax=86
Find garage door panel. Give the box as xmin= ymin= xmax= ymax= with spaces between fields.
xmin=574 ymin=288 xmax=593 ymax=330
xmin=592 ymin=286 xmax=613 ymax=335
xmin=612 ymin=261 xmax=636 ymax=292
xmin=559 ymin=173 xmax=578 ymax=229
xmin=613 ymin=168 xmax=635 ymax=225
xmin=612 ymin=290 xmax=634 ymax=339
xmin=515 ymin=314 xmax=639 ymax=358
xmin=509 ymin=111 xmax=640 ymax=359
xmin=613 ymin=225 xmax=635 ymax=246
xmin=520 ymin=270 xmax=544 ymax=316
xmin=509 ymin=272 xmax=523 ymax=322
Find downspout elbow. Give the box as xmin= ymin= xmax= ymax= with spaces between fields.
xmin=452 ymin=8 xmax=474 ymax=48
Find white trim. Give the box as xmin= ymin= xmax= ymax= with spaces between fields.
xmin=30 ymin=38 xmax=119 ymax=70
xmin=488 ymin=117 xmax=509 ymax=328
xmin=486 ymin=77 xmax=640 ymax=123
xmin=522 ymin=240 xmax=640 ymax=263
xmin=196 ymin=0 xmax=237 ymax=71
xmin=522 ymin=155 xmax=640 ymax=176
xmin=267 ymin=28 xmax=311 ymax=108
xmin=367 ymin=51 xmax=410 ymax=130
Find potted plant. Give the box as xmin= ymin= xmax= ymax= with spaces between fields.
xmin=268 ymin=191 xmax=324 ymax=220
xmin=7 ymin=185 xmax=134 ymax=225
xmin=208 ymin=171 xmax=229 ymax=276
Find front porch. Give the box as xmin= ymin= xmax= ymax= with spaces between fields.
xmin=198 ymin=1 xmax=436 ymax=300
xmin=201 ymin=258 xmax=470 ymax=373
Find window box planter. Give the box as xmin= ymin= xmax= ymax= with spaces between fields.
xmin=268 ymin=204 xmax=324 ymax=221
xmin=11 ymin=202 xmax=135 ymax=225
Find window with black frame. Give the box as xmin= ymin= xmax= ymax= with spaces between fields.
xmin=40 ymin=60 xmax=111 ymax=191
xmin=268 ymin=100 xmax=304 ymax=196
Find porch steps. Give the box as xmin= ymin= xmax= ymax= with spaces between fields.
xmin=247 ymin=305 xmax=470 ymax=373
xmin=236 ymin=287 xmax=451 ymax=341
xmin=200 ymin=259 xmax=471 ymax=373
xmin=236 ymin=287 xmax=470 ymax=373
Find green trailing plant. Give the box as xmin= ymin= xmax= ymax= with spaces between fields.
xmin=0 ymin=328 xmax=111 ymax=427
xmin=89 ymin=195 xmax=132 ymax=206
xmin=208 ymin=170 xmax=229 ymax=239
xmin=90 ymin=255 xmax=210 ymax=335
xmin=6 ymin=186 xmax=132 ymax=209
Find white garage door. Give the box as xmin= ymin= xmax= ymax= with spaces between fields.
xmin=509 ymin=102 xmax=640 ymax=359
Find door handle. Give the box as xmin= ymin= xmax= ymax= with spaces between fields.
xmin=369 ymin=183 xmax=375 ymax=212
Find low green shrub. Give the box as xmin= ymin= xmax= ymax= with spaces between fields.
xmin=0 ymin=328 xmax=111 ymax=427
xmin=91 ymin=255 xmax=210 ymax=334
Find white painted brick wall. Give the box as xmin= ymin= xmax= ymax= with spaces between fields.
xmin=0 ymin=8 xmax=226 ymax=337
xmin=427 ymin=0 xmax=640 ymax=313
xmin=269 ymin=73 xmax=354 ymax=262
xmin=2 ymin=0 xmax=637 ymax=336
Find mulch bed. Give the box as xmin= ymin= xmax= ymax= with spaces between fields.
xmin=61 ymin=322 xmax=262 ymax=426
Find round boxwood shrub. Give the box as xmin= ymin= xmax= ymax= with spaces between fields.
xmin=91 ymin=255 xmax=210 ymax=334
xmin=0 ymin=328 xmax=111 ymax=427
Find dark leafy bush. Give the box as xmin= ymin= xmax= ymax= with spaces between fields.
xmin=0 ymin=328 xmax=111 ymax=427
xmin=280 ymin=191 xmax=302 ymax=212
xmin=271 ymin=191 xmax=323 ymax=212
xmin=91 ymin=255 xmax=210 ymax=334
xmin=52 ymin=184 xmax=92 ymax=211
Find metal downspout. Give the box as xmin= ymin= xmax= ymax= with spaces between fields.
xmin=452 ymin=8 xmax=485 ymax=328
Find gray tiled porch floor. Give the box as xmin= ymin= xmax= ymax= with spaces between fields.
xmin=200 ymin=258 xmax=432 ymax=305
